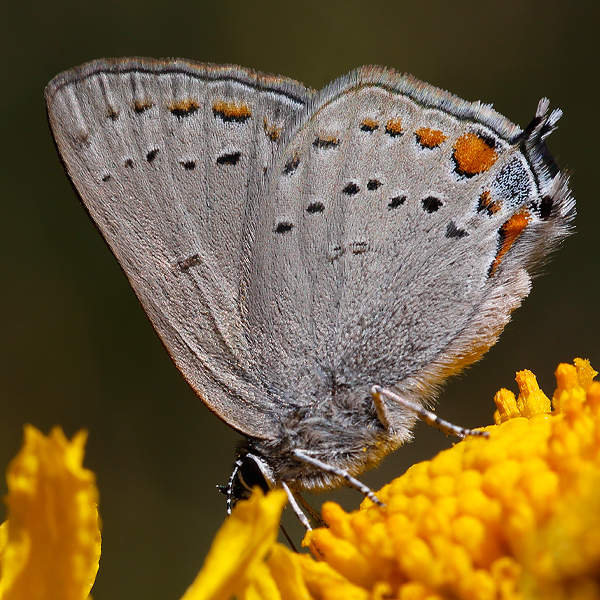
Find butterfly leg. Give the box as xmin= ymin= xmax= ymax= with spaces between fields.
xmin=371 ymin=386 xmax=490 ymax=439
xmin=281 ymin=481 xmax=313 ymax=531
xmin=295 ymin=492 xmax=327 ymax=528
xmin=371 ymin=386 xmax=391 ymax=429
xmin=292 ymin=449 xmax=385 ymax=506
xmin=279 ymin=523 xmax=299 ymax=553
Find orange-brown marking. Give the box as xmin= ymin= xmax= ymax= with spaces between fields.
xmin=313 ymin=136 xmax=340 ymax=149
xmin=133 ymin=100 xmax=153 ymax=113
xmin=263 ymin=117 xmax=281 ymax=141
xmin=169 ymin=98 xmax=199 ymax=113
xmin=489 ymin=209 xmax=532 ymax=276
xmin=212 ymin=100 xmax=252 ymax=122
xmin=478 ymin=190 xmax=502 ymax=216
xmin=385 ymin=118 xmax=403 ymax=136
xmin=361 ymin=118 xmax=379 ymax=131
xmin=415 ymin=127 xmax=447 ymax=148
xmin=454 ymin=133 xmax=498 ymax=176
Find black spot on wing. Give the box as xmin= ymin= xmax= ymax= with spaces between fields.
xmin=283 ymin=154 xmax=300 ymax=175
xmin=388 ymin=196 xmax=406 ymax=209
xmin=133 ymin=101 xmax=153 ymax=114
xmin=422 ymin=196 xmax=443 ymax=213
xmin=445 ymin=221 xmax=469 ymax=238
xmin=306 ymin=202 xmax=325 ymax=214
xmin=343 ymin=182 xmax=360 ymax=195
xmin=217 ymin=152 xmax=241 ymax=166
xmin=178 ymin=254 xmax=202 ymax=271
xmin=275 ymin=222 xmax=294 ymax=234
xmin=170 ymin=100 xmax=199 ymax=119
xmin=350 ymin=241 xmax=369 ymax=254
xmin=313 ymin=137 xmax=339 ymax=150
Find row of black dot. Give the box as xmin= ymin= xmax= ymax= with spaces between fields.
xmin=342 ymin=180 xmax=382 ymax=195
xmin=180 ymin=218 xmax=468 ymax=271
xmin=274 ymin=192 xmax=467 ymax=236
xmin=101 ymin=148 xmax=243 ymax=180
xmin=302 ymin=194 xmax=442 ymax=215
xmin=105 ymin=101 xmax=180 ymax=121
xmin=310 ymin=127 xmax=402 ymax=154
xmin=337 ymin=180 xmax=407 ymax=209
xmin=282 ymin=125 xmax=418 ymax=176
xmin=340 ymin=179 xmax=444 ymax=213
xmin=274 ymin=216 xmax=468 ymax=240
xmin=109 ymin=100 xmax=405 ymax=144
xmin=360 ymin=122 xmax=403 ymax=137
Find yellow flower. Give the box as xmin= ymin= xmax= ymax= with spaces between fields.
xmin=303 ymin=358 xmax=600 ymax=600
xmin=197 ymin=359 xmax=600 ymax=600
xmin=10 ymin=360 xmax=592 ymax=599
xmin=186 ymin=488 xmax=366 ymax=600
xmin=0 ymin=426 xmax=101 ymax=600
xmin=181 ymin=487 xmax=289 ymax=600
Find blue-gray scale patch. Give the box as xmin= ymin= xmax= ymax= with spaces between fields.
xmin=491 ymin=158 xmax=531 ymax=208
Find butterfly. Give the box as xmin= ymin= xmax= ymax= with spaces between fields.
xmin=46 ymin=58 xmax=574 ymax=524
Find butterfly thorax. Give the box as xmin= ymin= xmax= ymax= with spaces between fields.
xmin=236 ymin=384 xmax=417 ymax=493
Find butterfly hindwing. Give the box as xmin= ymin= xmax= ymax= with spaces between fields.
xmin=243 ymin=66 xmax=574 ymax=422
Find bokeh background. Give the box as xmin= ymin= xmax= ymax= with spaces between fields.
xmin=1 ymin=1 xmax=598 ymax=598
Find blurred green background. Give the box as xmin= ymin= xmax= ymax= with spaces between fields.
xmin=1 ymin=1 xmax=598 ymax=598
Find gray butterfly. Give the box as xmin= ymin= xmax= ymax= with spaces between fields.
xmin=46 ymin=58 xmax=574 ymax=522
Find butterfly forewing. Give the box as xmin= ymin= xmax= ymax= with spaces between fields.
xmin=46 ymin=58 xmax=313 ymax=438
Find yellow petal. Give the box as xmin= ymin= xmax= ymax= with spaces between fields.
xmin=553 ymin=362 xmax=587 ymax=413
xmin=494 ymin=388 xmax=520 ymax=425
xmin=574 ymin=358 xmax=598 ymax=391
xmin=181 ymin=489 xmax=287 ymax=600
xmin=297 ymin=553 xmax=369 ymax=600
xmin=515 ymin=370 xmax=551 ymax=417
xmin=238 ymin=560 xmax=281 ymax=600
xmin=267 ymin=544 xmax=312 ymax=600
xmin=0 ymin=426 xmax=101 ymax=600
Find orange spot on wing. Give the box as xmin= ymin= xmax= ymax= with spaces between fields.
xmin=212 ymin=100 xmax=252 ymax=122
xmin=169 ymin=98 xmax=199 ymax=113
xmin=454 ymin=133 xmax=498 ymax=176
xmin=361 ymin=118 xmax=379 ymax=131
xmin=132 ymin=100 xmax=153 ymax=113
xmin=313 ymin=136 xmax=340 ymax=149
xmin=385 ymin=118 xmax=403 ymax=136
xmin=263 ymin=117 xmax=281 ymax=141
xmin=415 ymin=127 xmax=447 ymax=148
xmin=489 ymin=209 xmax=532 ymax=276
xmin=478 ymin=190 xmax=502 ymax=216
